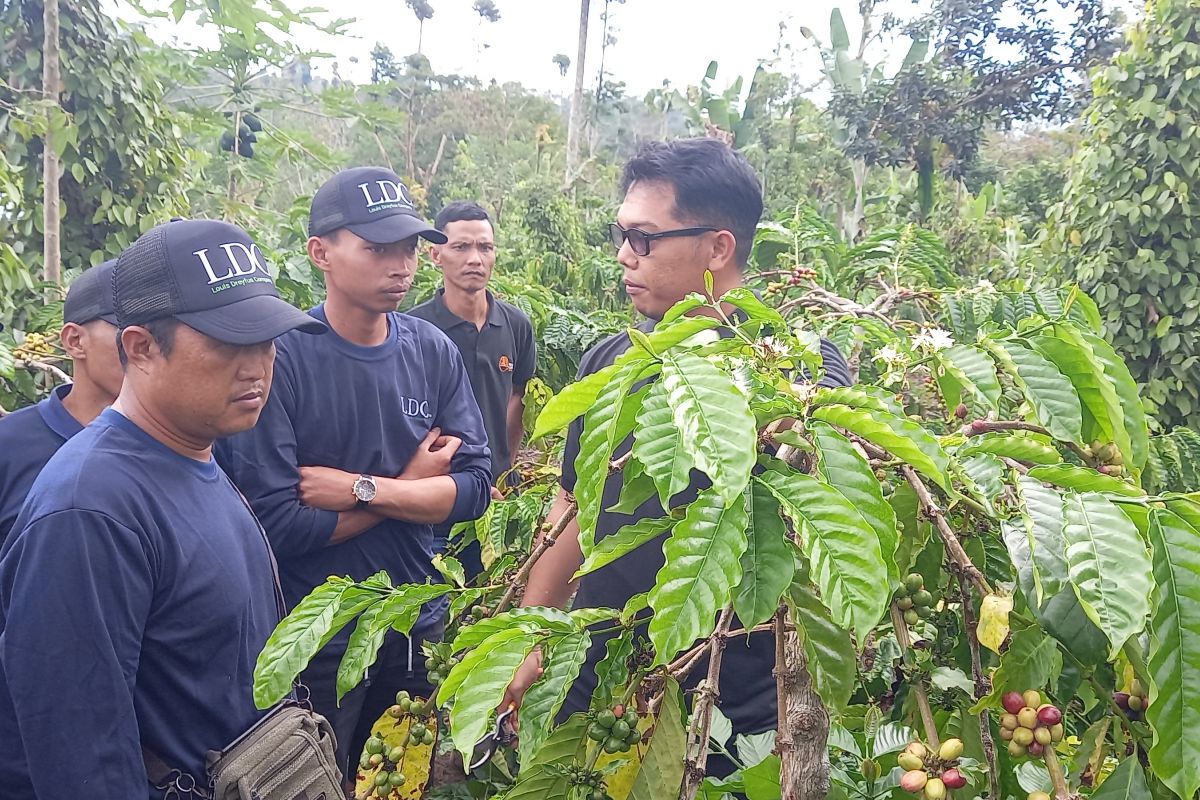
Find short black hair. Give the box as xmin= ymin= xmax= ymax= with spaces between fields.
xmin=435 ymin=201 xmax=492 ymax=232
xmin=116 ymin=317 xmax=179 ymax=368
xmin=620 ymin=138 xmax=764 ymax=267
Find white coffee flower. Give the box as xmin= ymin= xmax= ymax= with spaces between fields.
xmin=913 ymin=328 xmax=954 ymax=353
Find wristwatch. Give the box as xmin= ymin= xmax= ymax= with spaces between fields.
xmin=352 ymin=474 xmax=377 ymax=509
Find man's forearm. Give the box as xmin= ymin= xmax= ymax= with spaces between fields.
xmin=521 ymin=490 xmax=583 ymax=609
xmin=328 ymin=509 xmax=385 ymax=545
xmin=371 ymin=475 xmax=458 ymax=523
xmin=506 ymin=393 xmax=526 ymax=472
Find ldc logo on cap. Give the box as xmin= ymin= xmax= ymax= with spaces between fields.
xmin=195 ymin=241 xmax=273 ymax=294
xmin=358 ymin=179 xmax=414 ymax=215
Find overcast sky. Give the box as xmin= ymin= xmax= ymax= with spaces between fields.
xmin=129 ymin=1 xmax=885 ymax=95
xmin=127 ymin=0 xmax=1142 ymax=98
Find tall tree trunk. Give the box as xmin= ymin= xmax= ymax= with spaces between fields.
xmin=593 ymin=0 xmax=609 ymax=103
xmin=42 ymin=0 xmax=61 ymax=289
xmin=417 ymin=19 xmax=425 ymax=57
xmin=564 ymin=0 xmax=589 ymax=189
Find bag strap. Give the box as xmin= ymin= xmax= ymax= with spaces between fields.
xmin=140 ymin=478 xmax=294 ymax=796
xmin=224 ymin=476 xmax=288 ymax=620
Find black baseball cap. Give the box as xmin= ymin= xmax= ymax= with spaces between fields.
xmin=114 ymin=219 xmax=327 ymax=345
xmin=64 ymin=259 xmax=119 ymax=326
xmin=308 ymin=166 xmax=447 ymax=245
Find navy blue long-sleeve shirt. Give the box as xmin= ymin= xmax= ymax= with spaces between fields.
xmin=0 ymin=384 xmax=84 ymax=545
xmin=216 ymin=305 xmax=491 ymax=636
xmin=0 ymin=409 xmax=279 ymax=800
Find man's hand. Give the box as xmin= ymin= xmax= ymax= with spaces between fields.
xmin=298 ymin=465 xmax=359 ymax=511
xmin=491 ymin=486 xmax=505 ymax=501
xmin=501 ymin=649 xmax=544 ymax=728
xmin=400 ymin=427 xmax=463 ymax=480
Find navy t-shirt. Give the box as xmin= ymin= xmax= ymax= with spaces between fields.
xmin=0 ymin=384 xmax=84 ymax=545
xmin=558 ymin=319 xmax=853 ymax=736
xmin=216 ymin=305 xmax=491 ymax=638
xmin=0 ymin=409 xmax=279 ymax=800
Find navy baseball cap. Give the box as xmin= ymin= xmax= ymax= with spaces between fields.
xmin=114 ymin=219 xmax=327 ymax=345
xmin=308 ymin=166 xmax=447 ymax=245
xmin=64 ymin=259 xmax=119 ymax=325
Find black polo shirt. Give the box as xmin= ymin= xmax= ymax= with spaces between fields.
xmin=408 ymin=289 xmax=536 ymax=478
xmin=558 ymin=319 xmax=853 ymax=737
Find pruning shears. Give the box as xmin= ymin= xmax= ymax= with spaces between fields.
xmin=469 ymin=704 xmax=516 ymax=770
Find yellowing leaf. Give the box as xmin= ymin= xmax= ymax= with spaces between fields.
xmin=977 ymin=593 xmax=1014 ymax=654
xmin=353 ymin=702 xmax=436 ymax=799
xmin=1070 ymin=229 xmax=1083 ymax=246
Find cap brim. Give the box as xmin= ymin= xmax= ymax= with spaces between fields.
xmin=346 ymin=214 xmax=447 ymax=245
xmin=175 ymin=294 xmax=327 ymax=345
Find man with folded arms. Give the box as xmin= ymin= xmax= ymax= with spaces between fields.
xmin=219 ymin=167 xmax=492 ymax=778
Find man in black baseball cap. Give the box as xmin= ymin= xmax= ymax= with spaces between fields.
xmin=220 ymin=167 xmax=492 ymax=780
xmin=307 ymin=165 xmax=448 ymax=245
xmin=0 ymin=258 xmax=123 ymax=543
xmin=0 ymin=219 xmax=327 ymax=799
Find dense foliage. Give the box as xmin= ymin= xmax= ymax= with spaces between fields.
xmin=1048 ymin=0 xmax=1200 ymax=429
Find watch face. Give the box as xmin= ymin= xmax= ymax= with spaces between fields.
xmin=353 ymin=476 xmax=377 ymax=502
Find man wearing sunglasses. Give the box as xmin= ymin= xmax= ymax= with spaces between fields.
xmin=503 ymin=138 xmax=852 ymax=774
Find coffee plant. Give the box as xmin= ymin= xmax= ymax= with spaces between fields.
xmin=255 ymin=274 xmax=1200 ymax=800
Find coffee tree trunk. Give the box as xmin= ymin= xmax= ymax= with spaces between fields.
xmin=776 ymin=614 xmax=830 ymax=800
xmin=564 ymin=0 xmax=589 ymax=188
xmin=42 ymin=0 xmax=61 ymax=288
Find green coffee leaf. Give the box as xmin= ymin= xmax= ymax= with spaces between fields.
xmin=758 ymin=470 xmax=888 ymax=637
xmin=253 ymin=578 xmax=352 ymax=708
xmin=517 ymin=631 xmax=592 ymax=766
xmin=789 ymin=576 xmax=857 ymax=712
xmin=983 ymin=339 xmax=1083 ymax=444
xmin=628 ymin=677 xmax=688 ymax=800
xmin=531 ymin=362 xmax=623 ymax=442
xmin=502 ymin=715 xmax=587 ymax=800
xmin=971 ymin=623 xmax=1061 ymax=712
xmin=812 ymin=421 xmax=900 ymax=583
xmin=734 ymin=480 xmax=795 ymax=629
xmin=1091 ymin=754 xmax=1152 ymax=799
xmin=937 ymin=344 xmax=1002 ymax=410
xmin=958 ymin=431 xmax=1062 ymax=465
xmin=1146 ymin=504 xmax=1200 ymax=800
xmin=444 ymin=628 xmax=539 ymax=765
xmin=632 ymin=380 xmax=695 ymax=508
xmin=809 ymin=403 xmax=951 ymax=492
xmin=1063 ymin=493 xmax=1153 ymax=658
xmin=648 ymin=489 xmax=749 ymax=664
xmin=452 ymin=606 xmax=574 ymax=652
xmin=1027 ymin=463 xmax=1143 ymax=496
xmin=661 ymin=350 xmax=757 ymax=503
xmin=576 ymin=516 xmax=674 ymax=579
xmin=575 ymin=359 xmax=657 ymax=549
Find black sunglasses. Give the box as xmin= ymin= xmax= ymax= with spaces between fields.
xmin=608 ymin=222 xmax=719 ymax=257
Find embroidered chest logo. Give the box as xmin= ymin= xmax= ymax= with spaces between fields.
xmin=498 ymin=355 xmax=513 ymax=373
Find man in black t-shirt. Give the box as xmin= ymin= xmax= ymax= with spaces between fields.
xmin=408 ymin=201 xmax=536 ymax=574
xmin=0 ymin=259 xmax=123 ymax=543
xmin=502 ymin=139 xmax=852 ymax=765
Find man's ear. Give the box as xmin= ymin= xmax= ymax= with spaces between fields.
xmin=428 ymin=244 xmax=443 ymax=267
xmin=705 ymin=230 xmax=740 ymax=278
xmin=119 ymin=326 xmax=159 ymax=372
xmin=60 ymin=322 xmax=86 ymax=360
xmin=307 ymin=235 xmax=332 ymax=276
